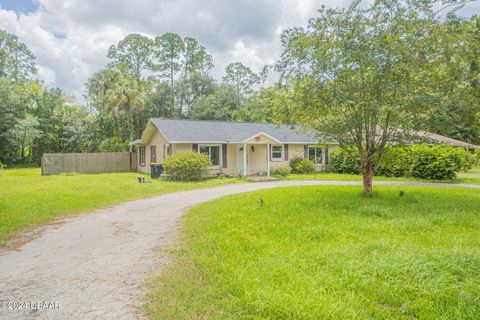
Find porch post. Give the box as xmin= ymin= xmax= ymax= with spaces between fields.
xmin=243 ymin=143 xmax=247 ymax=177
xmin=267 ymin=143 xmax=271 ymax=177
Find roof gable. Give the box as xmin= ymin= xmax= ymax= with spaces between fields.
xmin=139 ymin=121 xmax=170 ymax=145
xmin=241 ymin=132 xmax=281 ymax=144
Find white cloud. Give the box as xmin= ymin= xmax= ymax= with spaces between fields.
xmin=36 ymin=64 xmax=56 ymax=86
xmin=1 ymin=0 xmax=479 ymax=103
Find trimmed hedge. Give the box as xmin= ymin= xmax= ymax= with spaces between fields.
xmin=290 ymin=157 xmax=316 ymax=174
xmin=329 ymin=144 xmax=476 ymax=180
xmin=163 ymin=152 xmax=211 ymax=181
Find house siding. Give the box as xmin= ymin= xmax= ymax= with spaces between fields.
xmin=248 ymin=144 xmax=268 ymax=175
xmin=138 ymin=129 xmax=169 ymax=174
xmin=270 ymin=144 xmax=304 ymax=172
xmin=173 ymin=143 xmax=192 ymax=154
xmin=223 ymin=144 xmax=237 ymax=175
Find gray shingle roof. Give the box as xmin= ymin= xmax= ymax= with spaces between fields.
xmin=150 ymin=119 xmax=318 ymax=144
xmin=413 ymin=131 xmax=479 ymax=149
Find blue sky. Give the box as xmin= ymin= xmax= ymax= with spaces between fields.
xmin=0 ymin=0 xmax=38 ymax=13
xmin=0 ymin=0 xmax=479 ymax=103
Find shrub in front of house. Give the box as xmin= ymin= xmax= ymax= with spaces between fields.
xmin=475 ymin=149 xmax=480 ymax=166
xmin=408 ymin=145 xmax=462 ymax=180
xmin=329 ymin=144 xmax=475 ymax=180
xmin=163 ymin=152 xmax=211 ymax=181
xmin=376 ymin=146 xmax=411 ymax=177
xmin=450 ymin=147 xmax=477 ymax=172
xmin=328 ymin=148 xmax=361 ymax=174
xmin=273 ymin=164 xmax=292 ymax=176
xmin=290 ymin=157 xmax=316 ymax=174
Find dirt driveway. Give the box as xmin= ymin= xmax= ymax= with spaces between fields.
xmin=0 ymin=180 xmax=478 ymax=320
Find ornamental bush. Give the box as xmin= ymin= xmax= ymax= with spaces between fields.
xmin=450 ymin=147 xmax=477 ymax=172
xmin=290 ymin=157 xmax=316 ymax=174
xmin=328 ymin=148 xmax=361 ymax=174
xmin=163 ymin=152 xmax=211 ymax=181
xmin=329 ymin=144 xmax=475 ymax=180
xmin=408 ymin=145 xmax=458 ymax=180
xmin=273 ymin=164 xmax=292 ymax=176
xmin=377 ymin=146 xmax=411 ymax=177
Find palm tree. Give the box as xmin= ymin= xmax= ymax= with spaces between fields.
xmin=105 ymin=76 xmax=145 ymax=150
xmin=86 ymin=67 xmax=123 ymax=137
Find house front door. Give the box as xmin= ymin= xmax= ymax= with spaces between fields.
xmin=236 ymin=145 xmax=248 ymax=176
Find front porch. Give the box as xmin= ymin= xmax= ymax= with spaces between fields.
xmin=174 ymin=136 xmax=322 ymax=178
xmin=231 ymin=132 xmax=287 ymax=177
xmin=235 ymin=142 xmax=273 ymax=177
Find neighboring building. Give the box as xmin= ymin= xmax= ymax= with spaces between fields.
xmin=411 ymin=131 xmax=479 ymax=149
xmin=134 ymin=119 xmax=330 ymax=176
xmin=134 ymin=118 xmax=478 ymax=177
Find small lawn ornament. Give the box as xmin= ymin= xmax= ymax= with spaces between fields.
xmin=137 ymin=176 xmax=152 ymax=183
xmin=256 ymin=197 xmax=265 ymax=208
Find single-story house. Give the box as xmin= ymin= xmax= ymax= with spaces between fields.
xmin=135 ymin=118 xmax=478 ymax=177
xmin=135 ymin=118 xmax=329 ymax=177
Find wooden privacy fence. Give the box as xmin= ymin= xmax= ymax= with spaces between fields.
xmin=41 ymin=152 xmax=136 ymax=175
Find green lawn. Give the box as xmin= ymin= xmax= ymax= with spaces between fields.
xmin=0 ymin=168 xmax=241 ymax=245
xmin=458 ymin=167 xmax=480 ymax=184
xmin=145 ymin=186 xmax=480 ymax=319
xmin=283 ymin=172 xmax=409 ymax=181
xmin=284 ymin=167 xmax=480 ymax=185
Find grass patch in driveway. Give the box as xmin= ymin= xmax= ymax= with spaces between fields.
xmin=0 ymin=168 xmax=242 ymax=245
xmin=145 ymin=185 xmax=480 ymax=319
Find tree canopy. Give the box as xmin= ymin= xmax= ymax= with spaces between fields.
xmin=274 ymin=0 xmax=479 ymax=192
xmin=0 ymin=30 xmax=37 ymax=82
xmin=1 ymin=6 xmax=479 ymax=173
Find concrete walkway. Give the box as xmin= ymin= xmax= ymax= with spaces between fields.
xmin=0 ymin=180 xmax=478 ymax=320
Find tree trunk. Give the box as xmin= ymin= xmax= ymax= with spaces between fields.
xmin=362 ymin=161 xmax=375 ymax=194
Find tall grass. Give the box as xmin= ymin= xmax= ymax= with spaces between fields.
xmin=146 ymin=186 xmax=480 ymax=319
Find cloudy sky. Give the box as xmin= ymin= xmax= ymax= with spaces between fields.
xmin=1 ymin=0 xmax=479 ymax=103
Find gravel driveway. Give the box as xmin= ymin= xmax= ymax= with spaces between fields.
xmin=0 ymin=180 xmax=478 ymax=320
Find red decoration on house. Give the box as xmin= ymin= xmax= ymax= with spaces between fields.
xmin=255 ymin=135 xmax=262 ymax=142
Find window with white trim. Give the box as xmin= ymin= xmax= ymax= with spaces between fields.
xmin=150 ymin=146 xmax=157 ymax=163
xmin=163 ymin=144 xmax=171 ymax=160
xmin=199 ymin=145 xmax=221 ymax=166
xmin=308 ymin=146 xmax=323 ymax=164
xmin=271 ymin=145 xmax=284 ymax=161
xmin=139 ymin=147 xmax=146 ymax=166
